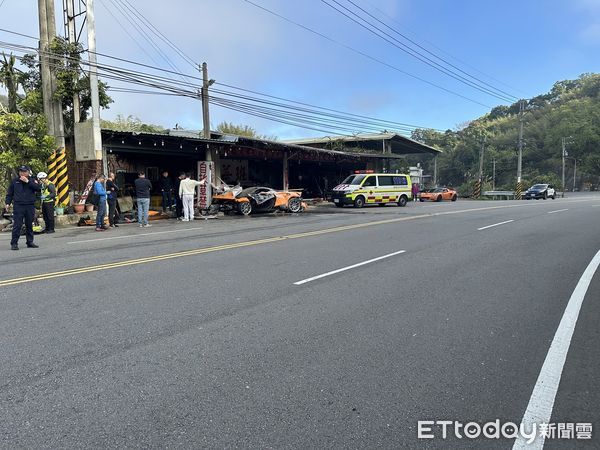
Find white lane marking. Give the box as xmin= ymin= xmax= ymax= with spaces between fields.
xmin=294 ymin=250 xmax=406 ymax=285
xmin=547 ymin=209 xmax=569 ymax=214
xmin=513 ymin=249 xmax=600 ymax=449
xmin=67 ymin=227 xmax=203 ymax=244
xmin=477 ymin=219 xmax=514 ymax=231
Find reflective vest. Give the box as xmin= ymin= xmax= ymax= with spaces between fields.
xmin=41 ymin=183 xmax=54 ymax=203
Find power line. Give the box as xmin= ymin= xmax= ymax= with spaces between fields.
xmin=340 ymin=0 xmax=520 ymax=101
xmin=1 ymin=37 xmax=444 ymax=136
xmin=118 ymin=0 xmax=197 ymax=69
xmin=358 ymin=0 xmax=529 ymax=97
xmin=102 ymin=0 xmax=188 ymax=81
xmin=241 ymin=0 xmax=492 ymax=108
xmin=322 ymin=0 xmax=516 ymax=103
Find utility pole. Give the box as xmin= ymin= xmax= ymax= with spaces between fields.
xmin=475 ymin=135 xmax=486 ymax=198
xmin=492 ymin=157 xmax=496 ymax=191
xmin=561 ymin=137 xmax=566 ymax=198
xmin=201 ymin=62 xmax=212 ymax=139
xmin=86 ymin=0 xmax=105 ymax=175
xmin=65 ymin=0 xmax=80 ymax=123
xmin=38 ymin=0 xmax=65 ymax=149
xmin=38 ymin=0 xmax=54 ymax=138
xmin=433 ymin=155 xmax=437 ymax=187
xmin=573 ymin=159 xmax=577 ymax=192
xmin=516 ymin=100 xmax=525 ymax=199
xmin=201 ymin=62 xmax=219 ymax=180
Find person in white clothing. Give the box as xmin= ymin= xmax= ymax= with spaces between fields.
xmin=178 ymin=173 xmax=203 ymax=221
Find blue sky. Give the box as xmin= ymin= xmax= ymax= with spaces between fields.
xmin=1 ymin=0 xmax=599 ymax=138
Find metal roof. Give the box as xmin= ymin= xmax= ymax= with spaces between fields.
xmin=101 ymin=129 xmax=406 ymax=160
xmin=284 ymin=132 xmax=442 ymax=155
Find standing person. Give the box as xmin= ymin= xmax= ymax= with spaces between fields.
xmin=178 ymin=172 xmax=203 ymax=221
xmin=106 ymin=172 xmax=120 ymax=227
xmin=159 ymin=171 xmax=173 ymax=213
xmin=174 ymin=172 xmax=185 ymax=220
xmin=5 ymin=165 xmax=42 ymax=250
xmin=37 ymin=172 xmax=56 ymax=233
xmin=94 ymin=174 xmax=108 ymax=231
xmin=134 ymin=171 xmax=153 ymax=227
xmin=412 ymin=183 xmax=420 ymax=202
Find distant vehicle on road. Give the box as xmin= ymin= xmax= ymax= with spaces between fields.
xmin=523 ymin=184 xmax=556 ymax=200
xmin=419 ymin=187 xmax=458 ymax=202
xmin=331 ymin=171 xmax=412 ymax=208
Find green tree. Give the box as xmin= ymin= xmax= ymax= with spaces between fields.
xmin=216 ymin=121 xmax=274 ymax=140
xmin=101 ymin=114 xmax=166 ymax=133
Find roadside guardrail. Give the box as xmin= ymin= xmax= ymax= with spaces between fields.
xmin=483 ymin=190 xmax=516 ymax=200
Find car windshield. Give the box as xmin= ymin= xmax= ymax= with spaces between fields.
xmin=433 ymin=188 xmax=445 ymax=192
xmin=341 ymin=175 xmax=366 ymax=185
xmin=531 ymin=184 xmax=548 ymax=189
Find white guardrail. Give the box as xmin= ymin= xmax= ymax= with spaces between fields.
xmin=483 ymin=191 xmax=516 ymax=199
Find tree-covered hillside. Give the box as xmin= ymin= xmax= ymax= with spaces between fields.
xmin=410 ymin=73 xmax=600 ymax=194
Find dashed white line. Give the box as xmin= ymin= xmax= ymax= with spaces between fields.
xmin=68 ymin=226 xmax=203 ymax=244
xmin=294 ymin=250 xmax=406 ymax=285
xmin=547 ymin=209 xmax=569 ymax=214
xmin=477 ymin=219 xmax=514 ymax=231
xmin=513 ymin=249 xmax=600 ymax=449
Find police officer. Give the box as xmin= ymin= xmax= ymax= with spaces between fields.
xmin=5 ymin=165 xmax=42 ymax=250
xmin=37 ymin=172 xmax=56 ymax=233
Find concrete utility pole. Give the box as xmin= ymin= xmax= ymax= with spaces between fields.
xmin=201 ymin=62 xmax=220 ymax=179
xmin=476 ymin=135 xmax=486 ymax=198
xmin=561 ymin=137 xmax=567 ymax=198
xmin=201 ymin=62 xmax=212 ymax=140
xmin=516 ymin=100 xmax=525 ymax=199
xmin=86 ymin=0 xmax=105 ymax=175
xmin=573 ymin=159 xmax=577 ymax=192
xmin=65 ymin=0 xmax=81 ymax=123
xmin=433 ymin=156 xmax=437 ymax=187
xmin=38 ymin=0 xmax=65 ymax=148
xmin=492 ymin=157 xmax=496 ymax=191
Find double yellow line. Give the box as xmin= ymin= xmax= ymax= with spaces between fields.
xmin=0 ymin=201 xmax=556 ymax=287
xmin=0 ymin=215 xmax=429 ymax=287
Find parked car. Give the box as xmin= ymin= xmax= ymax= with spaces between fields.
xmin=419 ymin=187 xmax=458 ymax=202
xmin=523 ymin=184 xmax=556 ymax=200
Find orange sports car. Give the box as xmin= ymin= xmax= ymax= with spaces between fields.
xmin=419 ymin=187 xmax=458 ymax=202
xmin=212 ymin=186 xmax=305 ymax=215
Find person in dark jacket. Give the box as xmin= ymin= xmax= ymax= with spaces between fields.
xmin=106 ymin=172 xmax=120 ymax=227
xmin=94 ymin=174 xmax=108 ymax=231
xmin=134 ymin=171 xmax=153 ymax=227
xmin=174 ymin=172 xmax=185 ymax=220
xmin=37 ymin=171 xmax=56 ymax=233
xmin=159 ymin=171 xmax=173 ymax=213
xmin=5 ymin=165 xmax=42 ymax=250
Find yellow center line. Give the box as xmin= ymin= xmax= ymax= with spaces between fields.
xmin=0 ymin=201 xmax=589 ymax=287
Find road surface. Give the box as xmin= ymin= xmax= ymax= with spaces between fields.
xmin=1 ymin=195 xmax=599 ymax=448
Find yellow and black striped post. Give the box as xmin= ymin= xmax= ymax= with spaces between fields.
xmin=47 ymin=148 xmax=70 ymax=206
xmin=473 ymin=179 xmax=481 ymax=199
xmin=515 ymin=181 xmax=523 ymax=200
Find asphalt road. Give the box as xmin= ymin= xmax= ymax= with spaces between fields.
xmin=1 ymin=195 xmax=599 ymax=448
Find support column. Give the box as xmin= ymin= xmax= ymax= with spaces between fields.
xmin=283 ymin=151 xmax=289 ymax=191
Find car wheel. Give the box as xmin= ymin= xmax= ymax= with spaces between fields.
xmin=543 ymin=192 xmax=548 ymax=200
xmin=354 ymin=196 xmax=365 ymax=208
xmin=436 ymin=195 xmax=442 ymax=202
xmin=551 ymin=194 xmax=556 ymax=199
xmin=335 ymin=202 xmax=344 ymax=208
xmin=419 ymin=199 xmax=425 ymax=202
xmin=451 ymin=195 xmax=457 ymax=202
xmin=398 ymin=196 xmax=408 ymax=207
xmin=287 ymin=197 xmax=303 ymax=213
xmin=238 ymin=201 xmax=252 ymax=215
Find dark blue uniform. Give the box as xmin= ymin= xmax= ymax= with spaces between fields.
xmin=5 ymin=177 xmax=42 ymax=246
